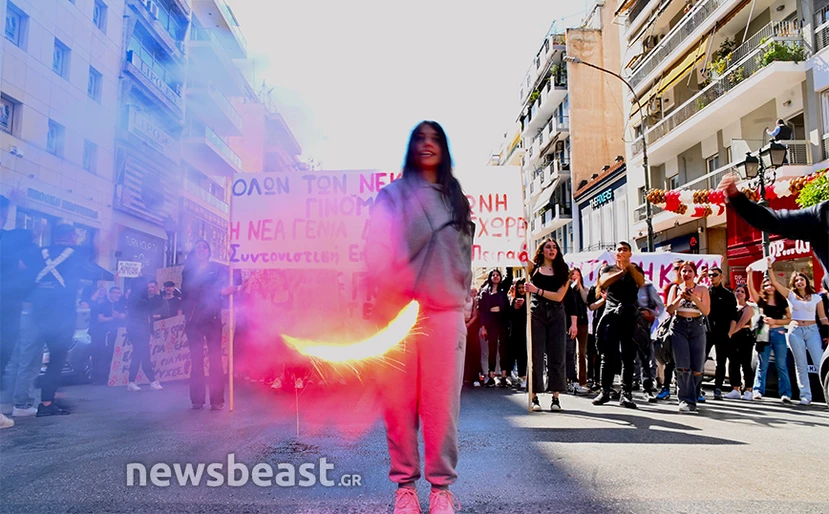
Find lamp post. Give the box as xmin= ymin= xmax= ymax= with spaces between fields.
xmin=564 ymin=55 xmax=654 ymax=252
xmin=732 ymin=140 xmax=788 ymax=259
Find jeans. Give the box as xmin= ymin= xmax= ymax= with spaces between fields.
xmin=753 ymin=328 xmax=792 ymax=398
xmin=1 ymin=307 xmax=44 ymax=409
xmin=587 ymin=334 xmax=599 ymax=383
xmin=36 ymin=318 xmax=74 ymax=403
xmin=0 ymin=299 xmax=23 ymax=380
xmin=729 ymin=330 xmax=755 ymax=390
xmin=484 ymin=320 xmax=508 ymax=374
xmin=531 ymin=302 xmax=567 ymax=394
xmin=707 ymin=331 xmax=731 ymax=390
xmin=671 ymin=316 xmax=706 ymax=407
xmin=787 ymin=324 xmax=823 ymax=402
xmin=127 ymin=329 xmax=156 ymax=383
xmin=598 ymin=304 xmax=637 ymax=394
xmin=186 ymin=320 xmax=224 ymax=407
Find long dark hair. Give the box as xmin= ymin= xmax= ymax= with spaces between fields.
xmin=788 ymin=272 xmax=815 ymax=300
xmin=184 ymin=239 xmax=211 ymax=271
xmin=402 ymin=121 xmax=472 ymax=236
xmin=482 ymin=268 xmax=504 ymax=295
xmin=531 ymin=238 xmax=569 ymax=279
xmin=761 ymin=277 xmax=787 ymax=306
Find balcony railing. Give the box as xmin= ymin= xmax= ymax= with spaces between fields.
xmin=634 ymin=203 xmax=665 ymax=222
xmin=207 ymin=83 xmax=243 ymax=129
xmin=823 ymin=136 xmax=829 ymax=161
xmin=125 ymin=50 xmax=182 ymax=110
xmin=815 ymin=5 xmax=829 ymax=52
xmin=629 ymin=0 xmax=730 ymax=89
xmin=632 ymin=37 xmax=808 ymax=156
xmin=216 ymin=0 xmax=248 ymax=53
xmin=205 ymin=126 xmax=243 ymax=169
xmin=185 ymin=180 xmax=229 ymax=214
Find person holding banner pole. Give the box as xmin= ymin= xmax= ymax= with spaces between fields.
xmin=181 ymin=240 xmax=239 ymax=411
xmin=523 ymin=238 xmax=571 ymax=412
xmin=365 ymin=121 xmax=473 ymax=514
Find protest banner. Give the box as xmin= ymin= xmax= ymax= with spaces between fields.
xmin=117 ymin=261 xmax=143 ymax=278
xmin=107 ymin=313 xmax=229 ymax=386
xmin=565 ymin=250 xmax=724 ymax=299
xmin=463 ymin=166 xmax=527 ymax=267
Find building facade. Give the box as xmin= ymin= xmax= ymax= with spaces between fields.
xmin=616 ymin=0 xmax=821 ymax=282
xmin=2 ymin=0 xmax=126 ymax=272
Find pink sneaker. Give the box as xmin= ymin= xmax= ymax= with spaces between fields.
xmin=393 ymin=487 xmax=421 ymax=514
xmin=429 ymin=489 xmax=461 ymax=514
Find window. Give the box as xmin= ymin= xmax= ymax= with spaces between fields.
xmin=47 ymin=120 xmax=64 ymax=156
xmin=53 ymin=39 xmax=70 ymax=78
xmin=83 ymin=140 xmax=97 ymax=172
xmin=725 ymin=146 xmax=732 ymax=164
xmin=15 ymin=208 xmax=56 ymax=247
xmin=0 ymin=95 xmax=17 ymax=134
xmin=88 ymin=66 xmax=102 ymax=101
xmin=706 ymin=154 xmax=720 ymax=173
xmin=93 ymin=1 xmax=107 ymax=32
xmin=5 ymin=3 xmax=23 ymax=46
xmin=667 ymin=175 xmax=680 ymax=190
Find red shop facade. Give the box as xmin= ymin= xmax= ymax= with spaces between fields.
xmin=726 ymin=195 xmax=824 ymax=287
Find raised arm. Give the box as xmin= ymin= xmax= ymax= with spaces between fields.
xmin=747 ymin=272 xmax=760 ymax=304
xmin=767 ymin=259 xmax=791 ymax=299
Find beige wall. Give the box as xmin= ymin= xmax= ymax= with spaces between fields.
xmin=677 ymin=143 xmax=704 ymax=184
xmin=566 ymin=4 xmax=625 ymax=192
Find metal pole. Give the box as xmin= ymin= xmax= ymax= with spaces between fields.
xmin=564 ymin=56 xmax=655 ymax=251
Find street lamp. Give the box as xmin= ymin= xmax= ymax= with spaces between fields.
xmin=564 ymin=55 xmax=654 ymax=252
xmin=732 ymin=139 xmax=787 ymax=259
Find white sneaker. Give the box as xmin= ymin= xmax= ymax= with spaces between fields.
xmin=742 ymin=390 xmax=753 ymax=401
xmin=393 ymin=487 xmax=421 ymax=514
xmin=573 ymin=384 xmax=589 ymax=395
xmin=472 ymin=381 xmax=481 ymax=388
xmin=800 ymin=397 xmax=811 ymax=405
xmin=520 ymin=378 xmax=527 ymax=389
xmin=127 ymin=382 xmax=141 ymax=392
xmin=678 ymin=401 xmax=691 ymax=413
xmin=0 ymin=413 xmax=14 ymax=429
xmin=12 ymin=406 xmax=38 ymax=417
xmin=781 ymin=395 xmax=792 ymax=404
xmin=724 ymin=389 xmax=742 ymax=400
xmin=149 ymin=380 xmax=163 ymax=391
xmin=429 ymin=489 xmax=460 ymax=514
xmin=270 ymin=378 xmax=283 ymax=390
xmin=752 ymin=391 xmax=762 ymax=400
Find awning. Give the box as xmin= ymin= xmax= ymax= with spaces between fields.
xmin=532 ymin=180 xmax=559 ymax=212
xmin=615 ymin=0 xmax=639 ymax=16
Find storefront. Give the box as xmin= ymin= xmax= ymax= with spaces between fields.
xmin=179 ymin=197 xmax=229 ymax=263
xmin=575 ymin=162 xmax=628 ymax=252
xmin=117 ymin=225 xmax=166 ymax=279
xmin=726 ymin=196 xmax=824 ymax=287
xmin=655 ymin=232 xmax=701 ymax=254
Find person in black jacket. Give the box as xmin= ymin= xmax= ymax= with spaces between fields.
xmin=505 ymin=279 xmax=528 ymax=389
xmin=719 ymin=174 xmax=828 ymax=275
xmin=707 ymin=268 xmax=737 ymax=400
xmin=125 ymin=277 xmax=162 ymax=392
xmin=181 ymin=239 xmax=239 ymax=410
xmin=478 ymin=269 xmax=511 ymax=387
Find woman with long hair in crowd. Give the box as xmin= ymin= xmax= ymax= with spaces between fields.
xmin=747 ymin=270 xmax=792 ymax=401
xmin=125 ymin=276 xmax=162 ymax=392
xmin=767 ymin=260 xmax=829 ymax=405
xmin=665 ymin=261 xmax=710 ymax=413
xmin=365 ymin=121 xmax=472 ymax=514
xmin=568 ymin=268 xmax=590 ymax=394
xmin=506 ymin=279 xmax=529 ymax=390
xmin=725 ymin=284 xmax=757 ymax=400
xmin=523 ymin=238 xmax=570 ymax=412
xmin=478 ymin=269 xmax=511 ymax=388
xmin=181 ymin=239 xmax=239 ymax=411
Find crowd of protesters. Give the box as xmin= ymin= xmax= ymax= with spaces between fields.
xmin=463 ymin=237 xmax=829 ymax=414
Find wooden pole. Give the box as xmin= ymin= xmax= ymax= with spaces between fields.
xmin=228 ymin=176 xmax=235 ymax=412
xmin=519 ymin=167 xmax=534 ymax=413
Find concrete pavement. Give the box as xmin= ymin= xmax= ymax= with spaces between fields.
xmin=1 ymin=380 xmax=827 ymax=513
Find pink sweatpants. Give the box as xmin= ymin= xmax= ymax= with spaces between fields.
xmin=380 ymin=308 xmax=466 ymax=487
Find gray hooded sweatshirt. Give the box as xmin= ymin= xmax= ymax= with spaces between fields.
xmin=365 ymin=173 xmax=473 ymax=312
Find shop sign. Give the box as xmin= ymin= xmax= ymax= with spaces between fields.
xmin=590 ymin=189 xmax=614 ymax=209
xmin=127 ymin=106 xmax=180 ymax=163
xmin=26 ymin=188 xmax=99 ymax=220
xmin=769 ymin=239 xmax=811 ymax=260
xmin=118 ymin=227 xmax=165 ymax=276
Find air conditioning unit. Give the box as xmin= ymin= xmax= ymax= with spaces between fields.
xmin=661 ymin=89 xmax=675 ymax=111
xmin=148 ymin=1 xmax=159 ymax=19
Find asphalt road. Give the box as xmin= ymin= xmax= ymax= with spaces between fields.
xmin=1 ymin=380 xmax=828 ymax=514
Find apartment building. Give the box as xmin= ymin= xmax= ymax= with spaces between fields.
xmin=617 ymin=0 xmax=823 ymax=282
xmin=1 ymin=0 xmax=126 ymax=272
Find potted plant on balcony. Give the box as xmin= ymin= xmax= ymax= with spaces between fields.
xmin=796 ymin=173 xmax=829 ymax=208
xmin=529 ymin=90 xmax=540 ymax=104
xmin=757 ymin=38 xmax=807 ymax=67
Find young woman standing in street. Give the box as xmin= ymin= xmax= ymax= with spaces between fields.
xmin=478 ymin=269 xmax=511 ymax=387
xmin=767 ymin=260 xmax=829 ymax=405
xmin=726 ymin=284 xmax=757 ymax=400
xmin=569 ymin=268 xmax=590 ymax=394
xmin=365 ymin=121 xmax=472 ymax=514
xmin=523 ymin=238 xmax=570 ymax=412
xmin=665 ymin=261 xmax=710 ymax=413
xmin=747 ymin=271 xmax=793 ymax=401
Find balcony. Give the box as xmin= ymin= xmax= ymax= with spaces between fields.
xmin=188 ymin=27 xmax=246 ymax=96
xmin=128 ymin=0 xmax=186 ymax=60
xmin=186 ymin=82 xmax=243 ymax=135
xmin=631 ymin=37 xmax=808 ymax=163
xmin=531 ymin=204 xmax=572 ymax=238
xmin=521 ymin=75 xmax=568 ymax=138
xmin=192 ymin=0 xmax=247 ymax=58
xmin=184 ymin=180 xmax=229 ymax=214
xmin=124 ymin=50 xmax=183 ymax=119
xmin=519 ymin=31 xmax=567 ymax=105
xmin=628 ymin=0 xmax=735 ymax=91
xmin=182 ymin=124 xmax=243 ymax=176
xmin=815 ymin=4 xmax=829 ymax=52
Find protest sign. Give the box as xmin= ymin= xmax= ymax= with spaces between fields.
xmin=565 ymin=250 xmax=723 ymax=299
xmin=107 ymin=313 xmax=229 ymax=386
xmin=463 ymin=166 xmax=527 ymax=267
xmin=117 ymin=261 xmax=143 ymax=278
